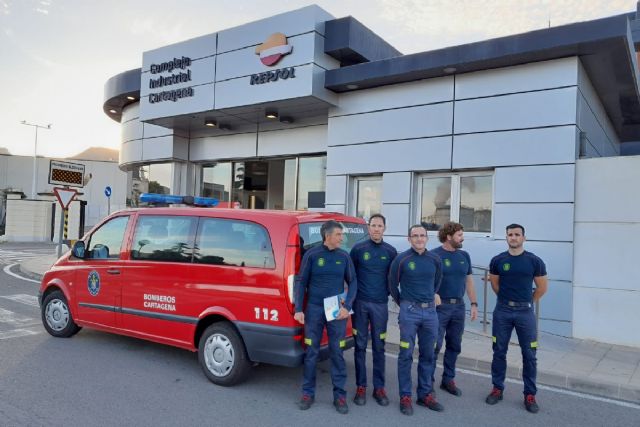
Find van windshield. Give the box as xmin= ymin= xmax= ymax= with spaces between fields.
xmin=298 ymin=222 xmax=367 ymax=256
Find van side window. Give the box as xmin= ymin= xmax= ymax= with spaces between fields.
xmin=194 ymin=218 xmax=275 ymax=268
xmin=131 ymin=216 xmax=197 ymax=263
xmin=87 ymin=216 xmax=130 ymax=259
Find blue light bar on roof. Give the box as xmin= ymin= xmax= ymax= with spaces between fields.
xmin=139 ymin=193 xmax=218 ymax=207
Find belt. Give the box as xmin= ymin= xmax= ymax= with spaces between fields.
xmin=403 ymin=300 xmax=435 ymax=308
xmin=439 ymin=298 xmax=463 ymax=304
xmin=500 ymin=300 xmax=532 ymax=308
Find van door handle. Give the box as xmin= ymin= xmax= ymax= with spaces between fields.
xmin=107 ymin=269 xmax=120 ymax=275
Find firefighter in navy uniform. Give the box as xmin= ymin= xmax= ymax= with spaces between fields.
xmin=349 ymin=214 xmax=397 ymax=407
xmin=431 ymin=222 xmax=478 ymax=396
xmin=485 ymin=223 xmax=548 ymax=414
xmin=294 ymin=220 xmax=357 ymax=415
xmin=388 ymin=224 xmax=444 ymax=416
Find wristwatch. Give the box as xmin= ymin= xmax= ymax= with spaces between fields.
xmin=470 ymin=302 xmax=478 ymax=307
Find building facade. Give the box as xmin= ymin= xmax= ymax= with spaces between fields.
xmin=103 ymin=5 xmax=640 ymax=343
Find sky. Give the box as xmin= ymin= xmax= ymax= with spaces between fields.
xmin=0 ymin=0 xmax=637 ymax=158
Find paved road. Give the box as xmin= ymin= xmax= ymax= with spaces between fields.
xmin=0 ymin=245 xmax=638 ymax=426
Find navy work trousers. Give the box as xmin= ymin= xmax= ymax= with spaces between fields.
xmin=432 ymin=302 xmax=465 ymax=384
xmin=352 ymin=299 xmax=388 ymax=390
xmin=397 ymin=301 xmax=438 ymax=398
xmin=302 ymin=303 xmax=347 ymax=400
xmin=491 ymin=303 xmax=538 ymax=395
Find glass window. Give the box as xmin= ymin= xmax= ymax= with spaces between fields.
xmin=128 ymin=163 xmax=173 ymax=207
xmin=418 ymin=173 xmax=493 ymax=233
xmin=87 ymin=216 xmax=130 ymax=259
xmin=297 ymin=156 xmax=326 ymax=210
xmin=460 ymin=175 xmax=492 ymax=233
xmin=420 ymin=177 xmax=452 ymax=231
xmin=354 ymin=177 xmax=382 ymax=220
xmin=298 ymin=222 xmax=367 ymax=257
xmin=131 ymin=216 xmax=197 ymax=263
xmin=194 ymin=218 xmax=275 ymax=268
xmin=283 ymin=158 xmax=297 ymax=210
xmin=202 ymin=163 xmax=232 ymax=203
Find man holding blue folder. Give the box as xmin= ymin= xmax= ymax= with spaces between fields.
xmin=294 ymin=220 xmax=358 ymax=414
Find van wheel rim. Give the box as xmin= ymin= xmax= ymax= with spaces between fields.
xmin=204 ymin=333 xmax=235 ymax=377
xmin=45 ymin=299 xmax=69 ymax=331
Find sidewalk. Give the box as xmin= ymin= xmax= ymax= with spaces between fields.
xmin=22 ymin=251 xmax=640 ymax=404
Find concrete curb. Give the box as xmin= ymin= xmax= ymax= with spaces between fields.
xmin=383 ymin=341 xmax=640 ymax=404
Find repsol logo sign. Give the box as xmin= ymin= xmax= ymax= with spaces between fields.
xmin=249 ymin=67 xmax=296 ymax=85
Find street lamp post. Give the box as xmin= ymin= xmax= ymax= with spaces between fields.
xmin=20 ymin=121 xmax=52 ymax=199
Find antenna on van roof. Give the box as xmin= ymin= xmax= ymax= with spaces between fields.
xmin=139 ymin=193 xmax=219 ymax=207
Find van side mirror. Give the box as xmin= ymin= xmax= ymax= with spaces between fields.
xmin=72 ymin=241 xmax=86 ymax=259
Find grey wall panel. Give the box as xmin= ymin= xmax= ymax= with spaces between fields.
xmin=454 ymin=87 xmax=577 ymax=134
xmin=141 ymin=56 xmax=216 ymax=97
xmin=577 ymin=61 xmax=620 ymax=149
xmin=121 ymin=103 xmax=140 ymax=123
xmin=573 ymin=222 xmax=640 ymax=291
xmin=120 ymin=140 xmax=143 ymax=165
xmin=141 ymin=136 xmax=177 ymax=161
xmin=577 ymin=94 xmax=613 ymax=157
xmin=216 ymin=33 xmax=320 ymax=82
xmin=455 ymin=57 xmax=578 ymax=100
xmin=538 ymin=319 xmax=572 ymax=337
xmin=453 ymin=126 xmax=577 ymax=169
xmin=331 ymin=77 xmax=454 ymax=117
xmin=382 ymin=204 xmax=410 ymax=237
xmin=172 ymin=137 xmax=189 ymax=161
xmin=575 ymin=157 xmax=640 ymax=223
xmin=189 ymin=133 xmax=257 ymax=161
xmin=493 ymin=203 xmax=574 ymax=242
xmin=311 ymin=64 xmax=339 ymax=106
xmin=122 ymin=119 xmax=143 ymax=143
xmin=142 ymin=122 xmax=176 ymax=139
xmin=328 ymin=103 xmax=453 ymax=146
xmin=494 ymin=164 xmax=575 ymax=203
xmin=142 ymin=33 xmax=217 ymax=71
xmin=216 ymin=5 xmax=333 ymax=53
xmin=313 ymin=31 xmax=341 ymax=70
xmin=257 ymin=124 xmax=327 ymax=157
xmin=382 ymin=172 xmax=412 ymax=204
xmin=214 ymin=64 xmax=316 ymax=109
xmin=327 ymin=137 xmax=452 ymax=175
xmin=538 ymin=280 xmax=572 ymax=322
xmin=139 ymin=82 xmax=215 ymax=121
xmin=325 ymin=175 xmax=347 ymax=205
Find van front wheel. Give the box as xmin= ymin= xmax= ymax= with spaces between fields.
xmin=198 ymin=322 xmax=250 ymax=386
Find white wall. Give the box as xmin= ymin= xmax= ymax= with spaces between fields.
xmin=573 ymin=156 xmax=640 ymax=347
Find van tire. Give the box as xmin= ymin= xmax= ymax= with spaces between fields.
xmin=198 ymin=322 xmax=250 ymax=386
xmin=41 ymin=290 xmax=81 ymax=338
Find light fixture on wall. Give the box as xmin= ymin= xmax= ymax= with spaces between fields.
xmin=109 ymin=109 xmax=117 ymax=114
xmin=279 ymin=116 xmax=294 ymax=124
xmin=126 ymin=96 xmax=136 ymax=101
xmin=204 ymin=118 xmax=217 ymax=127
xmin=265 ymin=110 xmax=278 ymax=119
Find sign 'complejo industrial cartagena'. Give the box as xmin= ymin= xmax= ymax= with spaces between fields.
xmin=147 ymin=56 xmax=194 ymax=104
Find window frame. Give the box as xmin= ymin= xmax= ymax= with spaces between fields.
xmin=349 ymin=175 xmax=383 ymax=220
xmin=86 ymin=215 xmax=131 ymax=260
xmin=129 ymin=214 xmax=198 ymax=263
xmin=414 ymin=171 xmax=494 ymax=238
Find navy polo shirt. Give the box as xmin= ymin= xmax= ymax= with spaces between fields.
xmin=432 ymin=246 xmax=472 ymax=299
xmin=388 ymin=248 xmax=442 ymax=304
xmin=350 ymin=238 xmax=397 ymax=304
xmin=489 ymin=250 xmax=547 ymax=303
xmin=294 ymin=244 xmax=358 ymax=312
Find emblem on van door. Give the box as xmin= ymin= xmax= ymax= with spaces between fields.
xmin=88 ymin=270 xmax=100 ymax=296
xmin=255 ymin=33 xmax=293 ymax=66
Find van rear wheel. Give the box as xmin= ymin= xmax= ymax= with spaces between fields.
xmin=198 ymin=322 xmax=250 ymax=386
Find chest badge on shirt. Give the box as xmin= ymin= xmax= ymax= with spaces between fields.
xmin=408 ymin=261 xmax=416 ymax=270
xmin=444 ymin=259 xmax=452 ymax=267
xmin=503 ymin=263 xmax=511 ymax=271
xmin=363 ymin=252 xmax=371 ymax=261
xmin=318 ymin=257 xmax=325 ymax=267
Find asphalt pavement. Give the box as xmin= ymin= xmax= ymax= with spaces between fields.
xmin=7 ymin=242 xmax=640 ymax=405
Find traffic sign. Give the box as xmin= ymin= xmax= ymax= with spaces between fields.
xmin=53 ymin=187 xmax=77 ymax=209
xmin=105 ymin=186 xmax=112 ymax=198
